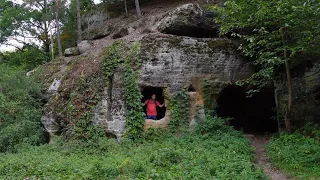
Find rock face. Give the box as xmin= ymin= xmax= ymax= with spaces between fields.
xmin=83 ymin=25 xmax=113 ymax=40
xmin=275 ymin=60 xmax=320 ymax=127
xmin=64 ymin=47 xmax=80 ymax=57
xmin=82 ymin=5 xmax=108 ymax=31
xmin=93 ymin=34 xmax=253 ymax=135
xmin=139 ymin=34 xmax=251 ymax=93
xmin=93 ymin=67 xmax=126 ymax=138
xmin=77 ymin=40 xmax=92 ymax=54
xmin=48 ymin=78 xmax=61 ymax=94
xmin=112 ymin=27 xmax=129 ymax=39
xmin=156 ymin=4 xmax=219 ymax=37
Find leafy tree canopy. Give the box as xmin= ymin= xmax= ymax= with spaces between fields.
xmin=213 ymin=0 xmax=320 ymax=89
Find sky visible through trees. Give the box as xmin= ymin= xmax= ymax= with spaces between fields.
xmin=0 ymin=0 xmax=101 ymax=52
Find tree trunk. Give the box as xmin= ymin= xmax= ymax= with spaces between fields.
xmin=280 ymin=27 xmax=292 ymax=132
xmin=284 ymin=54 xmax=292 ymax=132
xmin=43 ymin=0 xmax=50 ymax=58
xmin=50 ymin=29 xmax=54 ymax=60
xmin=274 ymin=84 xmax=281 ymax=133
xmin=76 ymin=0 xmax=82 ymax=44
xmin=124 ymin=0 xmax=128 ymax=17
xmin=55 ymin=0 xmax=62 ymax=57
xmin=135 ymin=0 xmax=142 ymax=18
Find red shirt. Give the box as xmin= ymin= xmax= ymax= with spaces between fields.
xmin=145 ymin=99 xmax=160 ymax=116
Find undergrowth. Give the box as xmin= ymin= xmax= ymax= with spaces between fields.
xmin=267 ymin=129 xmax=320 ymax=180
xmin=0 ymin=65 xmax=46 ymax=153
xmin=0 ymin=116 xmax=267 ymax=179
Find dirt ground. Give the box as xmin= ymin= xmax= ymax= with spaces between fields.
xmin=245 ymin=134 xmax=291 ymax=180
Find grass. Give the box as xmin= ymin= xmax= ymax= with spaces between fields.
xmin=267 ymin=133 xmax=320 ymax=180
xmin=0 ymin=129 xmax=267 ymax=179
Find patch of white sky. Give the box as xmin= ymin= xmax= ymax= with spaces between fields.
xmin=0 ymin=0 xmax=101 ymax=52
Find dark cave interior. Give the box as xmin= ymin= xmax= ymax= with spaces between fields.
xmin=216 ymin=85 xmax=278 ymax=133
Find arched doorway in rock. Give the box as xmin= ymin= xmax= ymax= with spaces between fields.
xmin=215 ymin=85 xmax=278 ymax=133
xmin=141 ymin=86 xmax=166 ymax=120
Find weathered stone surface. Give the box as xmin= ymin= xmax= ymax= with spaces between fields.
xmin=144 ymin=111 xmax=171 ymax=131
xmin=275 ymin=60 xmax=320 ymax=127
xmin=41 ymin=111 xmax=60 ymax=135
xmin=82 ymin=25 xmax=113 ymax=40
xmin=64 ymin=47 xmax=80 ymax=57
xmin=26 ymin=69 xmax=35 ymax=76
xmin=77 ymin=40 xmax=92 ymax=54
xmin=82 ymin=5 xmax=108 ymax=30
xmin=156 ymin=4 xmax=219 ymax=37
xmin=93 ymin=34 xmax=253 ymax=137
xmin=112 ymin=27 xmax=129 ymax=39
xmin=139 ymin=34 xmax=252 ymax=95
xmin=93 ymin=67 xmax=126 ymax=138
xmin=48 ymin=78 xmax=61 ymax=94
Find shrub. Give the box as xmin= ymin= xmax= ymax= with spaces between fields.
xmin=0 ymin=118 xmax=267 ymax=179
xmin=195 ymin=115 xmax=232 ymax=135
xmin=267 ymin=133 xmax=320 ymax=179
xmin=0 ymin=65 xmax=46 ymax=152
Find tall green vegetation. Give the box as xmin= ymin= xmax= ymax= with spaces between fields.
xmin=169 ymin=91 xmax=190 ymax=132
xmin=267 ymin=131 xmax=320 ymax=179
xmin=0 ymin=116 xmax=267 ymax=179
xmin=0 ymin=65 xmax=46 ymax=152
xmin=123 ymin=42 xmax=145 ymax=140
xmin=0 ymin=46 xmax=49 ymax=71
xmin=60 ymin=0 xmax=94 ymax=49
xmin=0 ymin=0 xmax=55 ymax=56
xmin=213 ymin=0 xmax=320 ymax=131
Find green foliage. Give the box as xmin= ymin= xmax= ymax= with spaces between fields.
xmin=0 ymin=0 xmax=29 ymax=44
xmin=101 ymin=41 xmax=144 ymax=140
xmin=0 ymin=46 xmax=49 ymax=71
xmin=68 ymin=111 xmax=105 ymax=142
xmin=123 ymin=42 xmax=144 ymax=140
xmin=202 ymin=80 xmax=219 ymax=111
xmin=195 ymin=115 xmax=231 ymax=135
xmin=213 ymin=0 xmax=320 ymax=90
xmin=298 ymin=123 xmax=320 ymax=141
xmin=123 ymin=67 xmax=145 ymax=140
xmin=0 ymin=127 xmax=267 ymax=179
xmin=0 ymin=65 xmax=46 ymax=152
xmin=60 ymin=0 xmax=95 ymax=49
xmin=62 ymin=70 xmax=104 ymax=141
xmin=169 ymin=91 xmax=190 ymax=132
xmin=267 ymin=133 xmax=320 ymax=179
xmin=101 ymin=41 xmax=126 ymax=79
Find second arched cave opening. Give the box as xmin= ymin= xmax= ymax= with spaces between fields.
xmin=215 ymin=85 xmax=278 ymax=133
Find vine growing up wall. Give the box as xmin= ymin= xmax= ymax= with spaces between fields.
xmin=169 ymin=91 xmax=190 ymax=132
xmin=102 ymin=41 xmax=144 ymax=140
xmin=123 ymin=42 xmax=145 ymax=140
xmin=202 ymin=80 xmax=215 ymax=112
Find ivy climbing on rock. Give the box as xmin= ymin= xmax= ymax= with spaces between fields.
xmin=169 ymin=91 xmax=190 ymax=132
xmin=123 ymin=42 xmax=145 ymax=140
xmin=102 ymin=41 xmax=145 ymax=140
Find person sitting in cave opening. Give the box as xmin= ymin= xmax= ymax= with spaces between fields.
xmin=143 ymin=94 xmax=165 ymax=120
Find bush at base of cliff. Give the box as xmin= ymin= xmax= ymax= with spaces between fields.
xmin=0 ymin=65 xmax=46 ymax=152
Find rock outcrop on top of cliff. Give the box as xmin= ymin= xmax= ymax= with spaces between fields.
xmin=156 ymin=3 xmax=219 ymax=38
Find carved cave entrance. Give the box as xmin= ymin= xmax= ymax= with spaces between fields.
xmin=216 ymin=85 xmax=278 ymax=133
xmin=141 ymin=87 xmax=166 ymax=120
